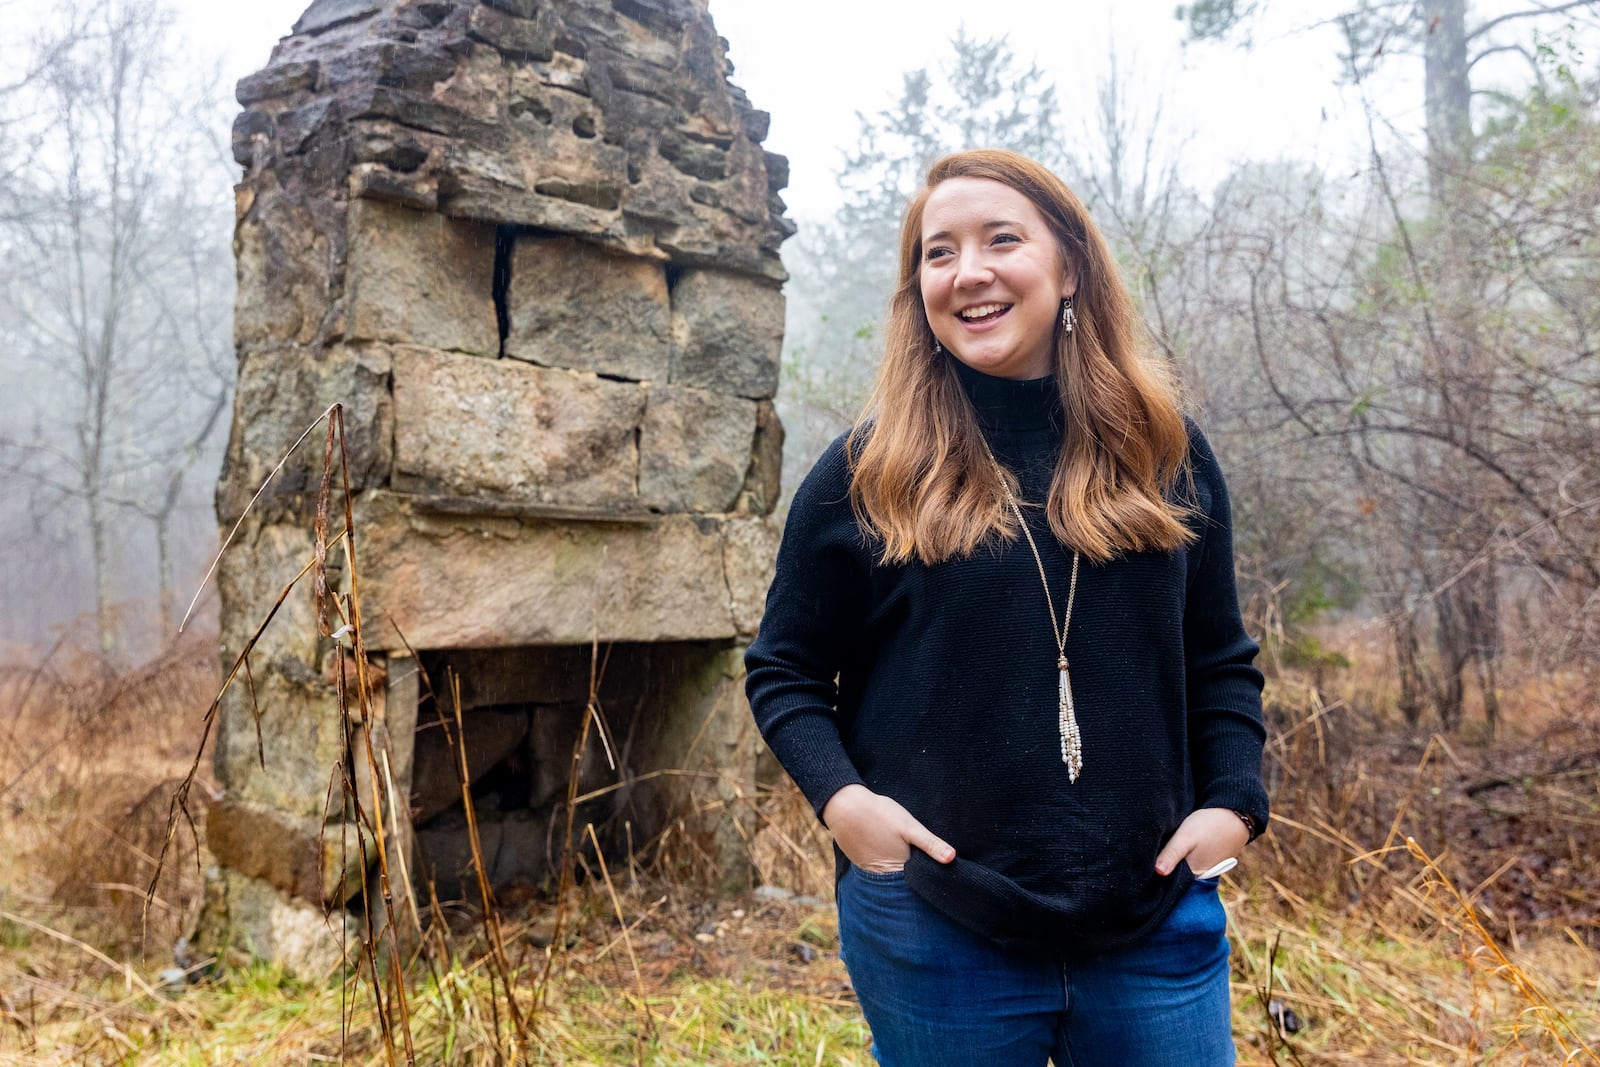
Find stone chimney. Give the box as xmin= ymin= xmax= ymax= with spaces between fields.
xmin=202 ymin=0 xmax=792 ymax=970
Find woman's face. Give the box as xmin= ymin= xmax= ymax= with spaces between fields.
xmin=919 ymin=176 xmax=1076 ymax=381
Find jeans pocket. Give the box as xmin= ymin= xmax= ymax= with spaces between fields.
xmin=853 ymin=865 xmax=909 ymax=885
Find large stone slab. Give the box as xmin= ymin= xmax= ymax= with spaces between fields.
xmin=214 ymin=521 xmax=348 ymax=818
xmin=637 ymin=645 xmax=759 ymax=891
xmin=722 ymin=517 xmax=780 ymax=638
xmin=217 ymin=344 xmax=394 ymax=524
xmin=207 ymin=799 xmax=371 ymax=906
xmin=344 ymin=199 xmax=498 ymax=356
xmin=233 ymin=177 xmax=342 ymax=354
xmin=213 ymin=660 xmax=350 ymax=820
xmin=196 ymin=869 xmax=355 ymax=979
xmin=216 ymin=521 xmax=325 ymax=669
xmin=505 ymin=237 xmax=671 ymax=380
xmin=669 ymin=269 xmax=784 ymax=399
xmin=391 ymin=347 xmax=645 ymax=507
xmin=440 ymin=68 xmax=628 ymax=215
xmin=353 ymin=491 xmax=750 ymax=648
xmin=638 ymin=385 xmax=756 ymax=513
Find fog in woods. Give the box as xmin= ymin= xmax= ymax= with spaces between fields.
xmin=0 ymin=1 xmax=1598 ymax=1059
xmin=2 ymin=0 xmax=1597 ymax=740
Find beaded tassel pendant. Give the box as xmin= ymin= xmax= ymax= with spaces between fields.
xmin=986 ymin=445 xmax=1085 ymax=785
xmin=1058 ymin=655 xmax=1083 ymax=781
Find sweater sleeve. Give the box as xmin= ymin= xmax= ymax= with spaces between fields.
xmin=1182 ymin=424 xmax=1271 ymax=838
xmin=744 ymin=435 xmax=871 ymax=818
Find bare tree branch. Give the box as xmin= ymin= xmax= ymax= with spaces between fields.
xmin=1467 ymin=1 xmax=1600 ymax=44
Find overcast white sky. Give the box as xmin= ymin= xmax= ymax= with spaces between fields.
xmin=173 ymin=0 xmax=1508 ymax=223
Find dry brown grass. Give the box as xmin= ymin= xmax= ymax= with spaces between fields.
xmin=6 ymin=630 xmax=1593 ymax=1062
xmin=0 ymin=753 xmax=1596 ymax=1065
xmin=2 ymin=612 xmax=1596 ymax=1065
xmin=0 ymin=636 xmax=216 ymax=962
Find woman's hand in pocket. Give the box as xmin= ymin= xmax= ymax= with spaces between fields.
xmin=822 ymin=784 xmax=956 ymax=873
xmin=1154 ymin=807 xmax=1250 ymax=877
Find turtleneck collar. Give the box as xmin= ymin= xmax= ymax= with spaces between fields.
xmin=950 ymin=357 xmax=1063 ymax=433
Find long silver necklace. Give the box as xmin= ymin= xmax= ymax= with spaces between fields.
xmin=984 ymin=446 xmax=1084 ymax=782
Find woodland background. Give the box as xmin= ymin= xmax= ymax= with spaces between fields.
xmin=2 ymin=0 xmax=1596 ymax=727
xmin=0 ymin=0 xmax=1598 ymax=1063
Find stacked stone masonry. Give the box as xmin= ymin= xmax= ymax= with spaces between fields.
xmin=206 ymin=0 xmax=790 ymax=970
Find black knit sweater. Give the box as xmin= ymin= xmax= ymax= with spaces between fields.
xmin=745 ymin=362 xmax=1268 ymax=958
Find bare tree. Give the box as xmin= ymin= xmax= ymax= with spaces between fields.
xmin=1181 ymin=22 xmax=1600 ymax=732
xmin=1076 ymin=45 xmax=1206 ymax=363
xmin=0 ymin=3 xmax=91 ymax=226
xmin=0 ymin=0 xmax=234 ymax=657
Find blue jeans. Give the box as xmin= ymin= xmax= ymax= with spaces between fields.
xmin=837 ymin=866 xmax=1235 ymax=1067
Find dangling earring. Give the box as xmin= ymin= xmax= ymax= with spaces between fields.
xmin=1060 ymin=297 xmax=1076 ymax=335
xmin=932 ymin=336 xmax=944 ymax=355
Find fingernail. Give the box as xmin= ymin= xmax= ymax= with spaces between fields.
xmin=940 ymin=847 xmax=955 ymax=862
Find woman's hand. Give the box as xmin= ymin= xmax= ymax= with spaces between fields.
xmin=822 ymin=784 xmax=956 ymax=873
xmin=1154 ymin=807 xmax=1251 ymax=877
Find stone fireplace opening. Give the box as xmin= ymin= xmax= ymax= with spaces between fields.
xmin=405 ymin=640 xmax=742 ymax=903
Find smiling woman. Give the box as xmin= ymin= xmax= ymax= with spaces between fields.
xmin=919 ymin=177 xmax=1076 ymax=381
xmin=745 ymin=149 xmax=1269 ymax=1066
xmin=851 ymin=150 xmax=1197 ymax=568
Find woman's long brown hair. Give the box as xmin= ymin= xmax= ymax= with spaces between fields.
xmin=847 ymin=149 xmax=1195 ymax=565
